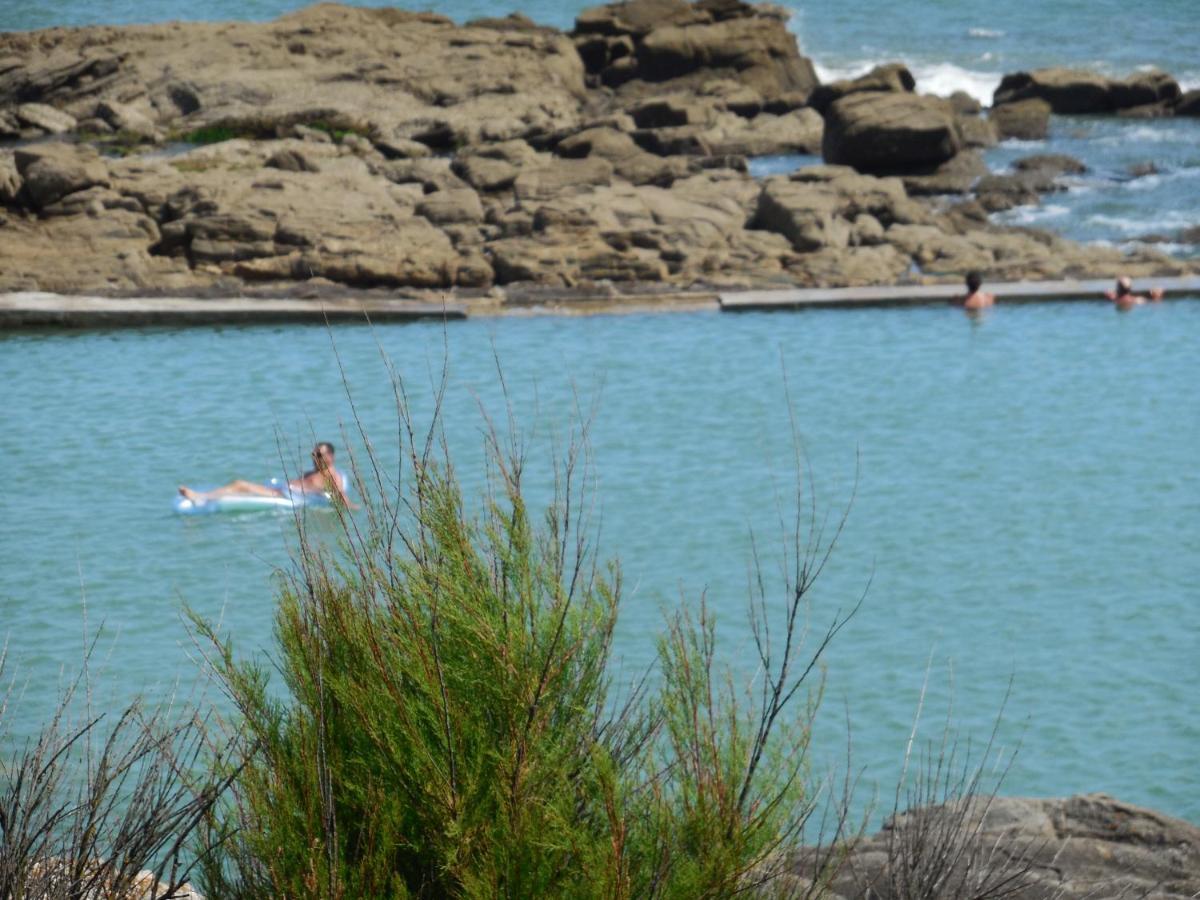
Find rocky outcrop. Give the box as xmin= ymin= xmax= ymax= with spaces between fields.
xmin=993 ymin=67 xmax=1185 ymax=117
xmin=822 ymin=92 xmax=961 ymax=173
xmin=0 ymin=2 xmax=1193 ymax=300
xmin=571 ymin=0 xmax=818 ymax=103
xmin=783 ymin=793 xmax=1200 ymax=900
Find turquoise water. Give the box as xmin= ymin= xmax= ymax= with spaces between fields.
xmin=2 ymin=303 xmax=1198 ymax=823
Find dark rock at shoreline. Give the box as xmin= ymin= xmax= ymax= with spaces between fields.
xmin=1177 ymin=90 xmax=1200 ymax=116
xmin=1013 ymin=153 xmax=1087 ymax=176
xmin=781 ymin=793 xmax=1200 ymax=899
xmin=994 ymin=66 xmax=1184 ymax=116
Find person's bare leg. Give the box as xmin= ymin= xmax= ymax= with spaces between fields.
xmin=178 ymin=480 xmax=282 ymax=502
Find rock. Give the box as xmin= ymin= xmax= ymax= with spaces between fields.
xmin=1176 ymin=90 xmax=1200 ymax=116
xmin=1112 ymin=69 xmax=1181 ymax=109
xmin=972 ymin=168 xmax=1062 ymax=212
xmin=96 ymin=99 xmax=157 ymax=140
xmin=789 ymin=244 xmax=911 ymax=286
xmin=808 ymin=63 xmax=916 ymax=115
xmin=1116 ymin=101 xmax=1174 ymax=119
xmin=379 ymin=158 xmax=470 ymax=194
xmin=1013 ymin=153 xmax=1087 ymax=176
xmin=752 ymin=167 xmax=911 ymax=252
xmin=946 ymin=91 xmax=981 ymax=115
xmin=901 ymin=150 xmax=989 ymax=196
xmin=453 ymin=155 xmax=521 ymax=192
xmin=0 ymin=151 xmax=22 ymax=204
xmin=701 ymin=108 xmax=823 ymax=157
xmin=13 ymin=142 xmax=109 ymax=209
xmin=993 ymin=68 xmax=1114 ymax=113
xmin=489 ymin=231 xmax=668 ymax=284
xmin=573 ymin=0 xmax=818 ymax=104
xmin=628 ymin=96 xmax=717 ymax=128
xmin=15 ymin=102 xmax=78 ymax=134
xmin=415 ymin=188 xmax=485 ymax=225
xmin=513 ymin=156 xmax=614 ymax=201
xmin=956 ymin=115 xmax=997 ymax=149
xmin=372 ymin=136 xmax=432 ymax=159
xmin=988 ymin=98 xmax=1051 ymax=140
xmin=822 ymin=92 xmax=961 ymax=173
xmin=796 ymin=794 xmax=1200 ymax=900
xmin=265 ymin=148 xmax=322 ymax=173
xmin=554 ymin=126 xmax=688 ymax=186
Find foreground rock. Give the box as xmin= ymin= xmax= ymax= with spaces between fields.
xmin=781 ymin=793 xmax=1200 ymax=899
xmin=0 ymin=2 xmax=1194 ymax=300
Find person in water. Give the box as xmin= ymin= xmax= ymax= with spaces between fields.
xmin=958 ymin=271 xmax=995 ymax=311
xmin=1105 ymin=275 xmax=1164 ymax=309
xmin=178 ymin=442 xmax=354 ymax=506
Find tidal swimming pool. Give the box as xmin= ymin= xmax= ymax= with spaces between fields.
xmin=2 ymin=300 xmax=1197 ymax=824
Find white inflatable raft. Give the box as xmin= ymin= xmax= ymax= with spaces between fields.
xmin=173 ymin=475 xmax=348 ymax=515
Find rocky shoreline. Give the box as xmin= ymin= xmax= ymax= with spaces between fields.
xmin=1 ymin=0 xmax=1198 ymax=303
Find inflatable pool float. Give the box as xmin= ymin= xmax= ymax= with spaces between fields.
xmin=173 ymin=476 xmax=347 ymax=515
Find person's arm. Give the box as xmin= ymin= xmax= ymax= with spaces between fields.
xmin=328 ymin=470 xmax=358 ymax=510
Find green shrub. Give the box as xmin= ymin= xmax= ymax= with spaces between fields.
xmin=193 ymin=386 xmax=858 ymax=899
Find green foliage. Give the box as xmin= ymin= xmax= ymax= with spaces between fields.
xmin=194 ymin=388 xmax=855 ymax=899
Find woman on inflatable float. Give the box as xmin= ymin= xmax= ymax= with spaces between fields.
xmin=177 ymin=441 xmax=355 ymax=513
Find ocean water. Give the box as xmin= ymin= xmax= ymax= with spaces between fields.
xmin=2 ymin=305 xmax=1198 ymax=826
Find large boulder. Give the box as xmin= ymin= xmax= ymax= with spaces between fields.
xmin=993 ymin=68 xmax=1114 ymax=113
xmin=822 ymin=92 xmax=961 ymax=173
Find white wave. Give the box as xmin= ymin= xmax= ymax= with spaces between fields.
xmin=911 ymin=62 xmax=1002 ymax=105
xmin=999 ymin=204 xmax=1070 ymax=226
xmin=1086 ymin=212 xmax=1197 ymax=235
xmin=810 ymin=59 xmax=877 ymax=85
xmin=967 ymin=27 xmax=1005 ymax=39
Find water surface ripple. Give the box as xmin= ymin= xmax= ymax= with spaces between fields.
xmin=1 ymin=303 xmax=1197 ymax=823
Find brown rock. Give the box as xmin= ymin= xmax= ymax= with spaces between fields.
xmin=901 ymin=150 xmax=989 ymax=196
xmin=1176 ymin=90 xmax=1200 ymax=116
xmin=1013 ymin=153 xmax=1086 ymax=176
xmin=14 ymin=142 xmax=109 ymax=209
xmin=993 ymin=68 xmax=1114 ymax=113
xmin=988 ymin=98 xmax=1051 ymax=140
xmin=15 ymin=102 xmax=78 ymax=134
xmin=416 ymin=188 xmax=485 ymax=225
xmin=822 ymin=92 xmax=962 ymax=173
xmin=265 ymin=148 xmax=321 ymax=173
xmin=956 ymin=115 xmax=997 ymax=149
xmin=0 ymin=151 xmax=22 ymax=204
xmin=808 ymin=63 xmax=916 ymax=115
xmin=1112 ymin=69 xmax=1181 ymax=109
xmin=804 ymin=794 xmax=1200 ymax=900
xmin=513 ymin=156 xmax=614 ymax=201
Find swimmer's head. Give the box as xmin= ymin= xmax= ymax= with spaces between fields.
xmin=313 ymin=442 xmax=336 ymax=465
xmin=1116 ymin=275 xmax=1133 ymax=296
xmin=965 ymin=271 xmax=983 ymax=293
